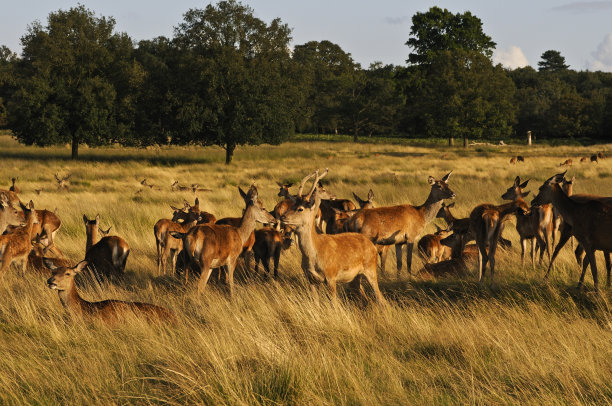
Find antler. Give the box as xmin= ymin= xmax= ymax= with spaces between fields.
xmin=54 ymin=173 xmax=61 ymax=182
xmin=296 ymin=171 xmax=317 ymax=198
xmin=305 ymin=168 xmax=329 ymax=201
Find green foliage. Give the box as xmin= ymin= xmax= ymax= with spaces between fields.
xmin=406 ymin=6 xmax=496 ymax=65
xmin=538 ymin=50 xmax=569 ymax=72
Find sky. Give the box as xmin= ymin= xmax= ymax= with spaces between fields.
xmin=1 ymin=1 xmax=612 ymax=71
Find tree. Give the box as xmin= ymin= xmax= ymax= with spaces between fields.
xmin=0 ymin=45 xmax=17 ymax=128
xmin=172 ymin=0 xmax=300 ymax=164
xmin=538 ymin=50 xmax=568 ymax=72
xmin=7 ymin=6 xmax=132 ymax=159
xmin=406 ymin=6 xmax=496 ymax=65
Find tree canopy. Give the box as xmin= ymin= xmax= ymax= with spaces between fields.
xmin=538 ymin=50 xmax=569 ymax=72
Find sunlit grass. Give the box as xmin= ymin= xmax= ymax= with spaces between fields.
xmin=0 ymin=134 xmax=611 ymax=404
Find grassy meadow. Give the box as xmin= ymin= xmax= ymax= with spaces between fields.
xmin=1 ymin=134 xmax=612 ymax=404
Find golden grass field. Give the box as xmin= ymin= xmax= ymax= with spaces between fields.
xmin=0 ymin=134 xmax=611 ymax=405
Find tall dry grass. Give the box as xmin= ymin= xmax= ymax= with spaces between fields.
xmin=0 ymin=135 xmax=611 ymax=404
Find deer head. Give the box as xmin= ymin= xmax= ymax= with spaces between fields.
xmin=427 ymin=171 xmax=456 ymax=201
xmin=239 ymin=185 xmax=276 ymax=225
xmin=501 ymin=176 xmax=530 ymax=201
xmin=46 ymin=260 xmax=88 ymax=291
xmin=532 ymin=172 xmax=566 ymax=206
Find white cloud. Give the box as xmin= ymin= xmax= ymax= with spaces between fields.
xmin=589 ymin=33 xmax=612 ymax=71
xmin=493 ymin=46 xmax=529 ymax=69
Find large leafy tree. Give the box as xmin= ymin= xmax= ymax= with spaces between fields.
xmin=538 ymin=50 xmax=568 ymax=72
xmin=0 ymin=46 xmax=18 ymax=128
xmin=8 ymin=6 xmax=135 ymax=159
xmin=406 ymin=6 xmax=496 ymax=66
xmin=172 ymin=0 xmax=300 ymax=164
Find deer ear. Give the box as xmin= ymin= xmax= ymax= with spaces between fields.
xmin=82 ymin=215 xmax=88 ymax=225
xmin=368 ymin=189 xmax=374 ymax=200
xmin=74 ymin=261 xmax=88 ymax=273
xmin=29 ymin=200 xmax=34 ymax=210
xmin=194 ymin=198 xmax=199 ymax=206
xmin=95 ymin=214 xmax=100 ymax=224
xmin=238 ymin=186 xmax=247 ymax=200
xmin=287 ymin=183 xmax=294 ymax=188
xmin=447 ymin=202 xmax=455 ymax=208
xmin=428 ymin=176 xmax=436 ymax=185
xmin=514 ymin=176 xmax=521 ymax=187
xmin=521 ymin=191 xmax=531 ymax=198
xmin=441 ymin=171 xmax=452 ymax=182
xmin=276 ymin=182 xmax=283 ymax=187
xmin=519 ymin=179 xmax=530 ymax=189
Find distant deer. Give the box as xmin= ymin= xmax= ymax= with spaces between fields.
xmin=560 ymin=159 xmax=573 ymax=167
xmin=580 ymin=156 xmax=589 ymax=163
xmin=253 ymin=223 xmax=294 ymax=278
xmin=83 ymin=214 xmax=130 ymax=280
xmin=590 ymin=155 xmax=599 ymax=164
xmin=533 ymin=172 xmax=612 ymax=290
xmin=45 ymin=260 xmax=175 ymax=324
xmin=140 ymin=179 xmax=160 ymax=190
xmin=517 ymin=155 xmax=525 ymax=162
xmin=417 ymin=225 xmax=453 ymax=263
xmin=280 ymin=170 xmax=386 ymax=304
xmin=170 ymin=185 xmax=276 ymax=297
xmin=155 ymin=208 xmax=203 ymax=276
xmin=345 ymin=172 xmax=455 ymax=276
xmin=469 ymin=177 xmax=530 ymax=287
xmin=501 ymin=178 xmax=553 ymax=270
xmin=598 ymin=151 xmax=606 ymax=159
xmin=0 ymin=193 xmax=24 ymax=235
xmin=9 ymin=178 xmax=19 ymax=194
xmin=171 ymin=181 xmax=191 ymax=192
xmin=190 ymin=184 xmax=212 ymax=193
xmin=509 ymin=156 xmax=517 ymax=164
xmin=54 ymin=173 xmax=71 ymax=191
xmin=0 ymin=201 xmax=39 ymax=277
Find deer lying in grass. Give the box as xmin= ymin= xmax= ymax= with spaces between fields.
xmin=171 ymin=185 xmax=276 ymax=297
xmin=560 ymin=159 xmax=573 ymax=167
xmin=171 ymin=181 xmax=191 ymax=192
xmin=281 ymin=170 xmax=386 ymax=304
xmin=345 ymin=172 xmax=455 ymax=277
xmin=28 ymin=234 xmax=71 ymax=274
xmin=417 ymin=230 xmax=478 ymax=278
xmin=0 ymin=193 xmax=24 ymax=235
xmin=253 ymin=223 xmax=294 ymax=278
xmin=533 ymin=172 xmax=612 ymax=290
xmin=501 ymin=178 xmax=553 ymax=270
xmin=54 ymin=173 xmax=71 ymax=191
xmin=0 ymin=201 xmax=38 ymax=277
xmin=469 ymin=177 xmax=530 ymax=287
xmin=46 ymin=260 xmax=175 ymax=324
xmin=417 ymin=225 xmax=452 ymax=263
xmin=83 ymin=215 xmax=130 ymax=280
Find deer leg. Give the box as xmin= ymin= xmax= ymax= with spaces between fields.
xmin=575 ymin=245 xmax=584 ymax=271
xmin=476 ymin=238 xmax=488 ymax=283
xmin=605 ymin=252 xmax=611 ymax=289
xmin=156 ymin=239 xmax=163 ymax=276
xmin=161 ymin=243 xmax=171 ymax=275
xmin=406 ymin=242 xmax=414 ymax=275
xmin=327 ymin=278 xmax=338 ymax=306
xmin=543 ymin=228 xmax=552 ymax=264
xmin=395 ymin=244 xmax=403 ymax=275
xmin=362 ymin=262 xmax=386 ymax=304
xmin=520 ymin=238 xmax=527 ymax=267
xmin=262 ymin=254 xmax=271 ymax=275
xmin=545 ymin=225 xmax=573 ymax=280
xmin=226 ymin=259 xmax=236 ymax=299
xmin=349 ymin=276 xmax=368 ymax=304
xmin=309 ymin=283 xmax=320 ymax=304
xmin=584 ymin=247 xmax=599 ymax=290
xmin=273 ymin=246 xmax=281 ymax=279
xmin=379 ymin=246 xmax=388 ymax=276
xmin=197 ymin=259 xmax=213 ymax=295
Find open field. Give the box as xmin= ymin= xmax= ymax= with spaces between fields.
xmin=0 ymin=135 xmax=612 ymax=404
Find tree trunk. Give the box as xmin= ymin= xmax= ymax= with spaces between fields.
xmin=353 ymin=129 xmax=358 ymax=142
xmin=463 ymin=136 xmax=468 ymax=148
xmin=71 ymin=138 xmax=79 ymax=160
xmin=225 ymin=143 xmax=235 ymax=165
xmin=527 ymin=131 xmax=532 ymax=146
xmin=448 ymin=137 xmax=454 ymax=146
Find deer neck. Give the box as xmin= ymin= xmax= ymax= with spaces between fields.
xmin=549 ymin=185 xmax=578 ymax=226
xmin=86 ymin=228 xmax=99 ymax=252
xmin=237 ymin=205 xmax=257 ymax=245
xmin=24 ymin=211 xmax=36 ymax=239
xmin=58 ymin=281 xmax=86 ymax=316
xmin=293 ymin=220 xmax=319 ymax=263
xmin=418 ymin=191 xmax=446 ymax=225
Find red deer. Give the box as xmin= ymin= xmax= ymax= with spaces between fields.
xmin=533 ymin=172 xmax=612 ymax=290
xmin=253 ymin=223 xmax=294 ymax=278
xmin=560 ymin=159 xmax=573 ymax=167
xmin=28 ymin=234 xmax=71 ymax=274
xmin=280 ymin=170 xmax=386 ymax=304
xmin=9 ymin=178 xmax=19 ymax=194
xmin=345 ymin=172 xmax=455 ymax=277
xmin=0 ymin=201 xmax=39 ymax=276
xmin=83 ymin=215 xmax=130 ymax=280
xmin=0 ymin=193 xmax=24 ymax=235
xmin=590 ymin=155 xmax=599 ymax=164
xmin=46 ymin=260 xmax=175 ymax=324
xmin=469 ymin=177 xmax=530 ymax=287
xmin=417 ymin=225 xmax=453 ymax=263
xmin=170 ymin=185 xmax=276 ymax=297
xmin=54 ymin=173 xmax=71 ymax=191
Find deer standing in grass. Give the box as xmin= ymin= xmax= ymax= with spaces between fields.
xmin=533 ymin=172 xmax=612 ymax=290
xmin=253 ymin=223 xmax=294 ymax=278
xmin=345 ymin=172 xmax=455 ymax=277
xmin=281 ymin=170 xmax=386 ymax=304
xmin=46 ymin=260 xmax=175 ymax=324
xmin=501 ymin=178 xmax=553 ymax=270
xmin=171 ymin=185 xmax=276 ymax=297
xmin=83 ymin=215 xmax=130 ymax=280
xmin=7 ymin=208 xmax=62 ymax=256
xmin=469 ymin=177 xmax=530 ymax=287
xmin=0 ymin=201 xmax=38 ymax=277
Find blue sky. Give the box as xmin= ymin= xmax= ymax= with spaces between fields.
xmin=1 ymin=1 xmax=612 ymax=71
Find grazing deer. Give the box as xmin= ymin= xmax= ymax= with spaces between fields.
xmin=509 ymin=156 xmax=517 ymax=164
xmin=0 ymin=193 xmax=24 ymax=235
xmin=590 ymin=155 xmax=599 ymax=164
xmin=501 ymin=178 xmax=553 ymax=270
xmin=345 ymin=172 xmax=455 ymax=277
xmin=54 ymin=173 xmax=71 ymax=191
xmin=170 ymin=185 xmax=276 ymax=297
xmin=9 ymin=178 xmax=19 ymax=194
xmin=280 ymin=170 xmax=386 ymax=304
xmin=171 ymin=181 xmax=191 ymax=192
xmin=417 ymin=225 xmax=452 ymax=263
xmin=83 ymin=215 xmax=130 ymax=280
xmin=140 ymin=179 xmax=160 ymax=190
xmin=560 ymin=159 xmax=573 ymax=167
xmin=517 ymin=155 xmax=525 ymax=162
xmin=253 ymin=223 xmax=294 ymax=278
xmin=533 ymin=172 xmax=612 ymax=290
xmin=0 ymin=201 xmax=39 ymax=277
xmin=469 ymin=177 xmax=530 ymax=287
xmin=580 ymin=156 xmax=589 ymax=163
xmin=598 ymin=151 xmax=606 ymax=159
xmin=45 ymin=260 xmax=175 ymax=324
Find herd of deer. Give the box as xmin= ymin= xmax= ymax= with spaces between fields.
xmin=0 ymin=166 xmax=610 ymax=325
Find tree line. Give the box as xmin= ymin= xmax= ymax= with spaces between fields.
xmin=0 ymin=2 xmax=611 ymax=163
